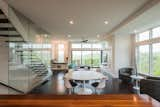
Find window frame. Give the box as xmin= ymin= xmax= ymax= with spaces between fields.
xmin=135 ymin=26 xmax=160 ymax=76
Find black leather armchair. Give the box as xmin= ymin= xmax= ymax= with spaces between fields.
xmin=140 ymin=76 xmax=160 ymax=102
xmin=119 ymin=68 xmax=135 ymax=83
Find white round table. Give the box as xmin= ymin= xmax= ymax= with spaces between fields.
xmin=64 ymin=70 xmax=107 ymax=95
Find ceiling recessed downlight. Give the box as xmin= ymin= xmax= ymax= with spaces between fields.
xmin=69 ymin=20 xmax=74 ymax=25
xmin=67 ymin=35 xmax=71 ymax=37
xmin=97 ymin=34 xmax=100 ymax=38
xmin=104 ymin=21 xmax=109 ymax=25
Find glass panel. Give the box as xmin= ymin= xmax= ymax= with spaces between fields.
xmin=152 ymin=43 xmax=160 ymax=76
xmin=72 ymin=51 xmax=81 ymax=66
xmin=152 ymin=27 xmax=160 ymax=38
xmin=138 ymin=45 xmax=149 ymax=74
xmin=72 ymin=43 xmax=81 ymax=48
xmin=138 ymin=31 xmax=150 ymax=41
xmin=102 ymin=51 xmax=108 ymax=63
xmin=82 ymin=51 xmax=92 ymax=66
xmin=92 ymin=43 xmax=102 ymax=49
xmin=136 ymin=34 xmax=139 ymax=42
xmin=82 ymin=43 xmax=91 ymax=48
xmin=92 ymin=51 xmax=101 ymax=67
xmin=58 ymin=44 xmax=64 ymax=62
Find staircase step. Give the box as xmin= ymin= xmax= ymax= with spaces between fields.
xmin=0 ymin=31 xmax=20 ymax=37
xmin=0 ymin=23 xmax=13 ymax=28
xmin=0 ymin=19 xmax=9 ymax=23
xmin=0 ymin=27 xmax=16 ymax=31
xmin=0 ymin=15 xmax=6 ymax=19
xmin=0 ymin=10 xmax=3 ymax=14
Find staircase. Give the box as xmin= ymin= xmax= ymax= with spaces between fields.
xmin=0 ymin=9 xmax=24 ymax=42
xmin=0 ymin=8 xmax=52 ymax=93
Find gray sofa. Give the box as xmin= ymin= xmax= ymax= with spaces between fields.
xmin=140 ymin=76 xmax=160 ymax=102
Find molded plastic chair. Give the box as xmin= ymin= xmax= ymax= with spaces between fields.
xmin=64 ymin=78 xmax=77 ymax=94
xmin=91 ymin=78 xmax=106 ymax=94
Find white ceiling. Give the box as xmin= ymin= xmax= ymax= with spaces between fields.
xmin=6 ymin=0 xmax=148 ymax=40
xmin=115 ymin=2 xmax=160 ymax=36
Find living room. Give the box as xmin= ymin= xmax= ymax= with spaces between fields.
xmin=0 ymin=0 xmax=160 ymax=106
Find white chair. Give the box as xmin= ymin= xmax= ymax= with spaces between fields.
xmin=64 ymin=78 xmax=77 ymax=94
xmin=64 ymin=78 xmax=72 ymax=94
xmin=91 ymin=78 xmax=106 ymax=94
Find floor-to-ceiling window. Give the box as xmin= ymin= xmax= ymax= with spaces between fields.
xmin=92 ymin=51 xmax=101 ymax=67
xmin=72 ymin=51 xmax=81 ymax=65
xmin=58 ymin=44 xmax=65 ymax=63
xmin=136 ymin=26 xmax=160 ymax=76
xmin=71 ymin=42 xmax=109 ymax=67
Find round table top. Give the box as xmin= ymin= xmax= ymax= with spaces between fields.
xmin=64 ymin=70 xmax=107 ymax=80
xmin=131 ymin=75 xmax=144 ymax=80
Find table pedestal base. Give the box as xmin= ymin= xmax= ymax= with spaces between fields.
xmin=75 ymin=88 xmax=93 ymax=95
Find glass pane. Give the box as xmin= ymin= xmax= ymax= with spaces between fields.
xmin=92 ymin=43 xmax=102 ymax=49
xmin=152 ymin=27 xmax=160 ymax=38
xmin=92 ymin=51 xmax=101 ymax=67
xmin=72 ymin=51 xmax=81 ymax=66
xmin=82 ymin=51 xmax=92 ymax=66
xmin=138 ymin=31 xmax=150 ymax=41
xmin=82 ymin=43 xmax=91 ymax=48
xmin=58 ymin=44 xmax=64 ymax=62
xmin=72 ymin=43 xmax=81 ymax=48
xmin=102 ymin=51 xmax=108 ymax=63
xmin=58 ymin=51 xmax=64 ymax=62
xmin=152 ymin=43 xmax=160 ymax=76
xmin=138 ymin=45 xmax=149 ymax=74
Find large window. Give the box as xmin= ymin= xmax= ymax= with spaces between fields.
xmin=82 ymin=51 xmax=92 ymax=66
xmin=136 ymin=26 xmax=160 ymax=76
xmin=92 ymin=51 xmax=101 ymax=67
xmin=71 ymin=50 xmax=101 ymax=67
xmin=71 ymin=42 xmax=108 ymax=67
xmin=152 ymin=27 xmax=160 ymax=38
xmin=152 ymin=43 xmax=160 ymax=76
xmin=136 ymin=31 xmax=150 ymax=42
xmin=58 ymin=44 xmax=65 ymax=62
xmin=137 ymin=45 xmax=149 ymax=74
xmin=72 ymin=51 xmax=81 ymax=65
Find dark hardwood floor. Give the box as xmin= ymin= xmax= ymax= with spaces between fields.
xmin=30 ymin=71 xmax=133 ymax=94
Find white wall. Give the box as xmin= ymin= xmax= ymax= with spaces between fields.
xmin=113 ymin=34 xmax=132 ymax=76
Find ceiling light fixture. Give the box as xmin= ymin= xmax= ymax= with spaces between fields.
xmin=69 ymin=20 xmax=74 ymax=25
xmin=97 ymin=34 xmax=100 ymax=38
xmin=67 ymin=35 xmax=71 ymax=38
xmin=134 ymin=30 xmax=137 ymax=33
xmin=104 ymin=21 xmax=109 ymax=25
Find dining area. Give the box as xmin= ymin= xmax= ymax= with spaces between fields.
xmin=64 ymin=69 xmax=107 ymax=95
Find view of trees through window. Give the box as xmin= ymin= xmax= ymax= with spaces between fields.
xmin=72 ymin=51 xmax=101 ymax=67
xmin=153 ymin=43 xmax=160 ymax=76
xmin=136 ymin=26 xmax=160 ymax=76
xmin=71 ymin=42 xmax=108 ymax=67
xmin=137 ymin=45 xmax=149 ymax=74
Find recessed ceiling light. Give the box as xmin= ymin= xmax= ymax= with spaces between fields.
xmin=44 ymin=34 xmax=48 ymax=38
xmin=104 ymin=21 xmax=109 ymax=25
xmin=97 ymin=34 xmax=100 ymax=38
xmin=69 ymin=20 xmax=74 ymax=25
xmin=134 ymin=30 xmax=137 ymax=33
xmin=67 ymin=35 xmax=71 ymax=38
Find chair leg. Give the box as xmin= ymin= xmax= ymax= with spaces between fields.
xmin=69 ymin=89 xmax=72 ymax=94
xmin=95 ymin=88 xmax=97 ymax=94
xmin=97 ymin=89 xmax=101 ymax=95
